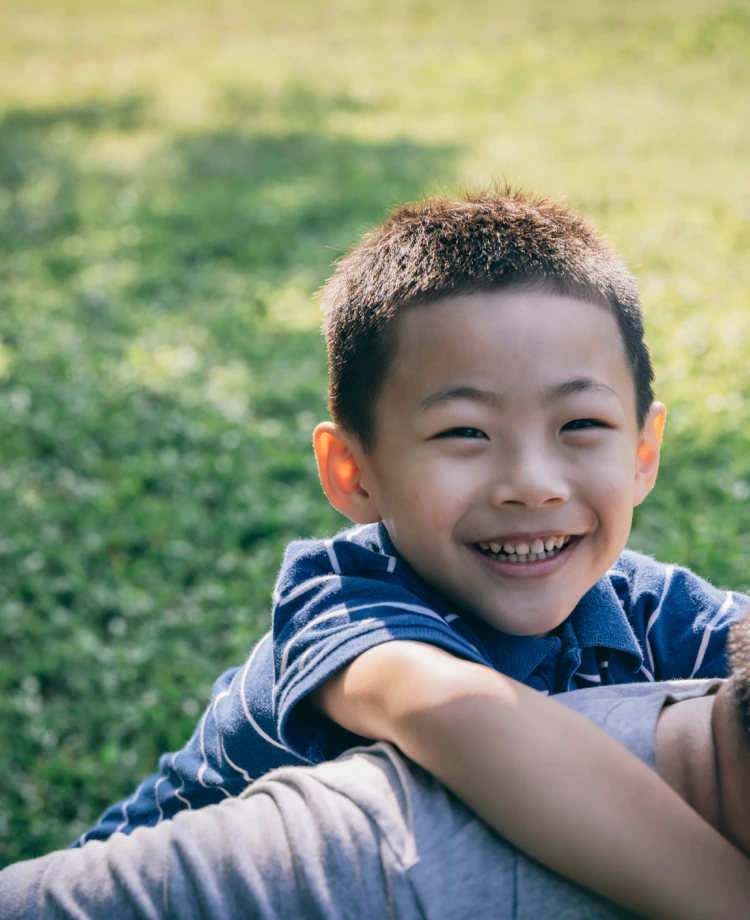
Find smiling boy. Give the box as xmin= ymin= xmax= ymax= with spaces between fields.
xmin=325 ymin=288 xmax=663 ymax=639
xmin=76 ymin=190 xmax=750 ymax=917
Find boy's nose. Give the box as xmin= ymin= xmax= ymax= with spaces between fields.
xmin=489 ymin=453 xmax=569 ymax=509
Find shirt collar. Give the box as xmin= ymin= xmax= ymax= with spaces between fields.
xmin=469 ymin=626 xmax=557 ymax=682
xmin=468 ymin=578 xmax=644 ymax=682
xmin=375 ymin=524 xmax=643 ymax=678
xmin=570 ymin=576 xmax=643 ymax=669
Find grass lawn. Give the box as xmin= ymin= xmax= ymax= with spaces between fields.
xmin=1 ymin=0 xmax=749 ymax=863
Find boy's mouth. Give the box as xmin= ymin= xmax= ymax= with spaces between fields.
xmin=473 ymin=534 xmax=576 ymax=563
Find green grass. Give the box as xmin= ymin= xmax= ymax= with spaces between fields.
xmin=1 ymin=0 xmax=749 ymax=864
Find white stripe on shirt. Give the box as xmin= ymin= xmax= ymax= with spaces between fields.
xmin=275 ymin=574 xmax=341 ymax=607
xmin=212 ymin=673 xmax=237 ymax=728
xmin=325 ymin=539 xmax=341 ymax=574
xmin=343 ymin=599 xmax=451 ymax=623
xmin=644 ymin=564 xmax=675 ymax=675
xmin=220 ymin=735 xmax=252 ymax=783
xmin=279 ymin=606 xmax=347 ymax=677
xmin=278 ymin=601 xmax=481 ymax=679
xmin=576 ymin=671 xmax=602 ymax=684
xmin=210 ymin=672 xmax=252 ymax=783
xmin=240 ymin=634 xmax=292 ymax=753
xmin=690 ymin=592 xmax=735 ymax=678
xmin=345 ymin=525 xmax=370 ymax=541
xmin=197 ymin=708 xmax=231 ymax=797
xmin=172 ymin=752 xmax=193 ymax=810
xmin=115 ymin=778 xmax=149 ymax=834
xmin=154 ymin=775 xmax=167 ymax=823
xmin=197 ymin=709 xmax=211 ymax=787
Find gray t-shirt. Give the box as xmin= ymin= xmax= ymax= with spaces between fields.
xmin=0 ymin=680 xmax=718 ymax=920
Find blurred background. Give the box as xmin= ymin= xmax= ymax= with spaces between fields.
xmin=1 ymin=0 xmax=749 ymax=864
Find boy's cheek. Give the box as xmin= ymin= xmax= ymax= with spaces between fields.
xmin=401 ymin=506 xmax=454 ymax=549
xmin=576 ymin=463 xmax=636 ymax=507
xmin=397 ymin=467 xmax=463 ymax=520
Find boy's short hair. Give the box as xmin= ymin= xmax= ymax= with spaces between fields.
xmin=320 ymin=186 xmax=655 ymax=451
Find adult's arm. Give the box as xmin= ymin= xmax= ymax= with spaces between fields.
xmin=1 ymin=739 xmax=627 ymax=920
xmin=0 ymin=759 xmax=415 ymax=920
xmin=2 ymin=681 xmax=738 ymax=920
xmin=312 ymin=640 xmax=750 ymax=920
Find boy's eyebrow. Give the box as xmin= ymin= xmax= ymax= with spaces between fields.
xmin=417 ymin=384 xmax=502 ymax=412
xmin=546 ymin=377 xmax=619 ymax=401
xmin=417 ymin=377 xmax=618 ymax=412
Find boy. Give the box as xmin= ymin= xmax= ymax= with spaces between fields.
xmin=75 ymin=189 xmax=750 ymax=916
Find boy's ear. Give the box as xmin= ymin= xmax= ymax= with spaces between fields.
xmin=633 ymin=402 xmax=667 ymax=507
xmin=313 ymin=422 xmax=382 ymax=524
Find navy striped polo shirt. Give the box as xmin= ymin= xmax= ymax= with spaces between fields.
xmin=76 ymin=521 xmax=747 ymax=845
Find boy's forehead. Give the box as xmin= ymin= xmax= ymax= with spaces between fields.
xmin=391 ymin=289 xmax=630 ymax=379
xmin=373 ymin=288 xmax=640 ymax=428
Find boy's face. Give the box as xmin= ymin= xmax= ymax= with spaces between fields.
xmin=357 ymin=289 xmax=663 ymax=636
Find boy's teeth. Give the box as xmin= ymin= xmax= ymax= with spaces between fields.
xmin=477 ymin=535 xmax=573 ymax=560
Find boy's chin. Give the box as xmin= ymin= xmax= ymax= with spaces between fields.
xmin=478 ymin=606 xmax=567 ymax=637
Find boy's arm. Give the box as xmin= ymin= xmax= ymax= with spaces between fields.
xmin=312 ymin=640 xmax=750 ymax=920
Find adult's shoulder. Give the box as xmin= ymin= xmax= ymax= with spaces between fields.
xmin=276 ymin=743 xmax=629 ymax=920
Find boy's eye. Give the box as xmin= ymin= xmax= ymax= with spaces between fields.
xmin=433 ymin=426 xmax=489 ymax=440
xmin=562 ymin=418 xmax=608 ymax=432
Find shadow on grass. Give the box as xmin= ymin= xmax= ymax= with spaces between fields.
xmin=129 ymin=127 xmax=459 ymax=293
xmin=0 ymin=91 xmax=460 ymax=865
